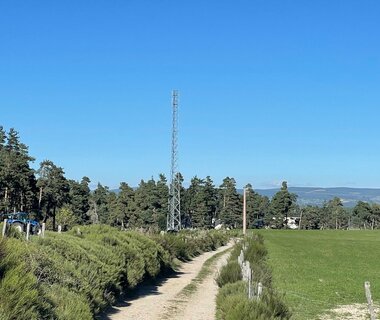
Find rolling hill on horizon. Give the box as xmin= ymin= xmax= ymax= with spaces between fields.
xmin=251 ymin=187 xmax=380 ymax=207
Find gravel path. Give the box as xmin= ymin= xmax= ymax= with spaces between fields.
xmin=168 ymin=249 xmax=230 ymax=320
xmin=101 ymin=243 xmax=232 ymax=320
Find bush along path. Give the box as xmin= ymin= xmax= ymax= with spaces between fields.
xmin=0 ymin=225 xmax=229 ymax=320
xmin=215 ymin=234 xmax=291 ymax=320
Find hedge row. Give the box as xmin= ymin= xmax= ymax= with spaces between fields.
xmin=0 ymin=225 xmax=228 ymax=320
xmin=216 ymin=234 xmax=291 ymax=320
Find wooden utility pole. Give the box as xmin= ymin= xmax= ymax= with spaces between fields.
xmin=243 ymin=188 xmax=247 ymax=235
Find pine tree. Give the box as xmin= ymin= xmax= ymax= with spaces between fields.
xmin=300 ymin=205 xmax=324 ymax=229
xmin=245 ymin=183 xmax=269 ymax=228
xmin=67 ymin=176 xmax=91 ymax=224
xmin=218 ymin=177 xmax=242 ymax=228
xmin=0 ymin=128 xmax=36 ymax=213
xmin=353 ymin=200 xmax=373 ymax=229
xmin=325 ymin=197 xmax=346 ymax=229
xmin=0 ymin=126 xmax=7 ymax=210
xmin=134 ymin=178 xmax=158 ymax=228
xmin=116 ymin=182 xmax=136 ymax=228
xmin=91 ymin=183 xmax=111 ymax=224
xmin=183 ymin=176 xmax=203 ymax=227
xmin=37 ymin=160 xmax=69 ymax=229
xmin=183 ymin=176 xmax=218 ymax=229
xmin=202 ymin=176 xmax=218 ymax=228
xmin=156 ymin=174 xmax=169 ymax=230
xmin=268 ymin=181 xmax=297 ymax=228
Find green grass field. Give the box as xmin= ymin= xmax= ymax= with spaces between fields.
xmin=256 ymin=230 xmax=380 ymax=319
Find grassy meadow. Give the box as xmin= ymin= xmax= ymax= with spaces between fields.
xmin=256 ymin=230 xmax=380 ymax=319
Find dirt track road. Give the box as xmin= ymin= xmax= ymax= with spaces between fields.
xmin=102 ymin=243 xmax=232 ymax=320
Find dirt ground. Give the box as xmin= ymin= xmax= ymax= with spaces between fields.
xmin=101 ymin=242 xmax=232 ymax=320
xmin=318 ymin=304 xmax=379 ymax=320
xmin=161 ymin=248 xmax=230 ymax=320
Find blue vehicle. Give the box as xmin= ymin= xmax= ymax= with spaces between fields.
xmin=1 ymin=212 xmax=41 ymax=235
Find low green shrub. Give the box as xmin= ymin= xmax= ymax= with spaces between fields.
xmin=216 ymin=281 xmax=247 ymax=320
xmin=0 ymin=225 xmax=229 ymax=319
xmin=216 ymin=261 xmax=242 ymax=287
xmin=216 ymin=235 xmax=290 ymax=319
xmin=216 ymin=281 xmax=291 ymax=320
xmin=44 ymin=284 xmax=92 ymax=320
xmin=0 ymin=239 xmax=53 ymax=320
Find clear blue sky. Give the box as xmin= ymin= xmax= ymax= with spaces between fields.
xmin=1 ymin=1 xmax=379 ymax=189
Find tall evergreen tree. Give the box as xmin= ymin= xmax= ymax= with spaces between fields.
xmin=116 ymin=182 xmax=136 ymax=228
xmin=0 ymin=126 xmax=7 ymax=211
xmin=218 ymin=177 xmax=242 ymax=228
xmin=134 ymin=178 xmax=159 ymax=228
xmin=0 ymin=128 xmax=36 ymax=213
xmin=183 ymin=176 xmax=203 ymax=227
xmin=67 ymin=176 xmax=91 ymax=224
xmin=268 ymin=181 xmax=297 ymax=228
xmin=37 ymin=160 xmax=69 ymax=229
xmin=156 ymin=174 xmax=169 ymax=230
xmin=245 ymin=183 xmax=270 ymax=228
xmin=299 ymin=205 xmax=323 ymax=229
xmin=203 ymin=176 xmax=218 ymax=228
xmin=325 ymin=197 xmax=347 ymax=229
xmin=91 ymin=183 xmax=111 ymax=224
xmin=370 ymin=203 xmax=380 ymax=230
xmin=184 ymin=176 xmax=218 ymax=228
xmin=353 ymin=200 xmax=374 ymax=229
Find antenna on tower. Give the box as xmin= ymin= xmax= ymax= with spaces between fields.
xmin=167 ymin=90 xmax=181 ymax=231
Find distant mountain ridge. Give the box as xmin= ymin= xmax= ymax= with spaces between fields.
xmin=247 ymin=187 xmax=380 ymax=207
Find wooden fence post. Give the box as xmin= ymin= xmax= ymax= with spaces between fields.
xmin=26 ymin=222 xmax=31 ymax=241
xmin=365 ymin=281 xmax=376 ymax=320
xmin=2 ymin=219 xmax=7 ymax=237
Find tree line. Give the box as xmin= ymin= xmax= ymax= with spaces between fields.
xmin=299 ymin=198 xmax=380 ymax=230
xmin=1 ymin=126 xmax=379 ymax=230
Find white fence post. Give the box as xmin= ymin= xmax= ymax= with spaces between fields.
xmin=257 ymin=282 xmax=263 ymax=300
xmin=238 ymin=250 xmax=244 ymax=267
xmin=365 ymin=281 xmax=376 ymax=320
xmin=244 ymin=261 xmax=250 ymax=282
xmin=238 ymin=238 xmax=262 ymax=301
xmin=41 ymin=223 xmax=46 ymax=238
xmin=248 ymin=266 xmax=253 ymax=299
xmin=2 ymin=219 xmax=7 ymax=237
xmin=26 ymin=222 xmax=31 ymax=241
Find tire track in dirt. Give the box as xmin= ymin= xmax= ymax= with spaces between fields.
xmin=102 ymin=242 xmax=233 ymax=320
xmin=162 ymin=248 xmax=231 ymax=320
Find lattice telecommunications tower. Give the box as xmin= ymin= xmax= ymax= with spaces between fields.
xmin=167 ymin=90 xmax=181 ymax=231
